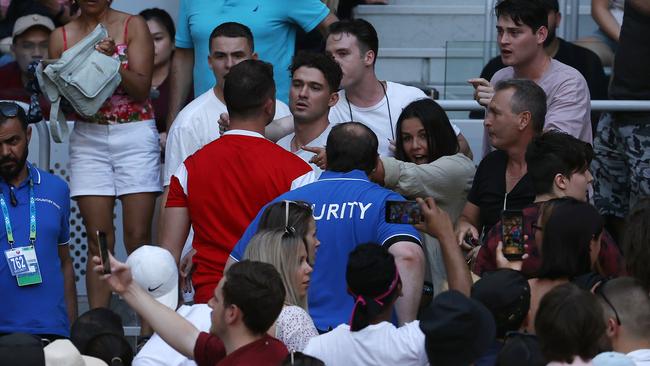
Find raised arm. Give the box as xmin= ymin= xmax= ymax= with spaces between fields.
xmin=417 ymin=197 xmax=472 ymax=296
xmin=93 ymin=254 xmax=199 ymax=358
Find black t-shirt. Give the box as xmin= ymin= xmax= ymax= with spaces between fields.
xmin=609 ymin=1 xmax=650 ymax=123
xmin=469 ymin=38 xmax=608 ymax=122
xmin=467 ymin=150 xmax=536 ymax=236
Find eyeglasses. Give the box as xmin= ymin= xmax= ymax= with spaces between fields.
xmin=596 ymin=281 xmax=621 ymax=325
xmin=531 ymin=223 xmax=543 ymax=232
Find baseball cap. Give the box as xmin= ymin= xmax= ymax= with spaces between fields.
xmin=127 ymin=245 xmax=178 ymax=310
xmin=0 ymin=332 xmax=45 ymax=366
xmin=471 ymin=269 xmax=531 ymax=337
xmin=71 ymin=308 xmax=125 ymax=354
xmin=12 ymin=14 xmax=55 ymax=38
xmin=44 ymin=339 xmax=106 ymax=366
xmin=420 ymin=290 xmax=496 ymax=366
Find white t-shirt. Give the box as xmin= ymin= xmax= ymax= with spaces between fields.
xmin=628 ymin=349 xmax=650 ymax=366
xmin=276 ymin=124 xmax=332 ymax=177
xmin=164 ymin=89 xmax=291 ymax=185
xmin=329 ymin=82 xmax=460 ymax=157
xmin=303 ymin=321 xmax=428 ymax=366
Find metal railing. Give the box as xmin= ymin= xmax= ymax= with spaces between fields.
xmin=437 ymin=100 xmax=650 ymax=112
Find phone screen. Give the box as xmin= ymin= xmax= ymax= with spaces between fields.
xmin=385 ymin=200 xmax=423 ymax=224
xmin=501 ymin=210 xmax=524 ymax=260
xmin=97 ymin=230 xmax=111 ymax=274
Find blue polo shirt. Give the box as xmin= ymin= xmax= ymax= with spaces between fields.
xmin=231 ymin=170 xmax=421 ymax=330
xmin=176 ymin=0 xmax=330 ymax=103
xmin=0 ymin=163 xmax=71 ymax=336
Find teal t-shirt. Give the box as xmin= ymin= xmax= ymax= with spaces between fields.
xmin=176 ymin=0 xmax=330 ymax=103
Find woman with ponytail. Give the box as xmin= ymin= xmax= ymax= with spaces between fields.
xmin=303 ymin=244 xmax=429 ymax=365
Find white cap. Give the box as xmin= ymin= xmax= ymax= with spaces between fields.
xmin=127 ymin=245 xmax=178 ymax=310
xmin=12 ymin=14 xmax=55 ymax=38
xmin=44 ymin=339 xmax=107 ymax=366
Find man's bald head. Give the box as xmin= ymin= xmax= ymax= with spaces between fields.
xmin=326 ymin=122 xmax=378 ymax=175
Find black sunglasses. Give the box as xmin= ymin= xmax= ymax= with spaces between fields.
xmin=595 ymin=280 xmax=621 ymax=325
xmin=0 ymin=102 xmax=24 ymax=118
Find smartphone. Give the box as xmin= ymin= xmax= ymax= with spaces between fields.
xmin=501 ymin=210 xmax=525 ymax=260
xmin=97 ymin=230 xmax=111 ymax=274
xmin=385 ymin=200 xmax=423 ymax=224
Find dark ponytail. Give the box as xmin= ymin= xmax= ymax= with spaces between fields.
xmin=346 ymin=244 xmax=401 ymax=331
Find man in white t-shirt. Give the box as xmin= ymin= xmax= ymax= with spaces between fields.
xmin=325 ymin=19 xmax=471 ymax=158
xmin=469 ymin=0 xmax=591 ymax=156
xmin=597 ymin=277 xmax=650 ymax=366
xmin=276 ymin=52 xmax=342 ymax=176
xmin=164 ymin=22 xmax=292 ymax=188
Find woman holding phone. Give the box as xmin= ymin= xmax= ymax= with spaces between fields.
xmin=48 ymin=0 xmax=159 ymax=309
xmin=369 ymin=99 xmax=475 ymax=295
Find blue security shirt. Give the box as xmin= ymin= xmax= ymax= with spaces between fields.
xmin=176 ymin=0 xmax=330 ymax=103
xmin=231 ymin=170 xmax=421 ymax=330
xmin=0 ymin=163 xmax=71 ymax=336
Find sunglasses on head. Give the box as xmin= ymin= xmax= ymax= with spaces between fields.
xmin=0 ymin=102 xmax=24 ymax=119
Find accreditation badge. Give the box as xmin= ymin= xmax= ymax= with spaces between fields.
xmin=3 ymin=245 xmax=42 ymax=286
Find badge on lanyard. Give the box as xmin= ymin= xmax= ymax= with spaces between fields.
xmin=1 ymin=178 xmax=41 ymax=286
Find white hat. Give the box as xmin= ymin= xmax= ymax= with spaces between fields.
xmin=12 ymin=14 xmax=55 ymax=38
xmin=127 ymin=245 xmax=179 ymax=310
xmin=44 ymin=339 xmax=107 ymax=366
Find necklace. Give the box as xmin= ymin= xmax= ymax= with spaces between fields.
xmin=346 ymin=80 xmax=394 ymax=140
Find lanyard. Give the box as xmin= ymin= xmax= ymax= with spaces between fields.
xmin=0 ymin=178 xmax=35 ymax=248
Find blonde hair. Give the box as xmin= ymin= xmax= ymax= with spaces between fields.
xmin=244 ymin=228 xmax=308 ymax=309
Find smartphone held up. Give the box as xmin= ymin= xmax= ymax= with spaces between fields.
xmin=97 ymin=230 xmax=111 ymax=274
xmin=501 ymin=210 xmax=525 ymax=261
xmin=385 ymin=200 xmax=423 ymax=225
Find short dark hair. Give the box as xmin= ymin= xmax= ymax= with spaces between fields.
xmin=139 ymin=8 xmax=175 ymax=41
xmin=84 ymin=334 xmax=134 ymax=366
xmin=289 ymin=51 xmax=342 ymax=93
xmin=536 ymin=198 xmax=603 ymax=280
xmin=328 ymin=19 xmax=379 ymax=64
xmin=346 ymin=244 xmax=400 ymax=331
xmin=495 ymin=0 xmax=549 ymax=32
xmin=540 ymin=0 xmax=560 ymax=13
xmin=494 ymin=79 xmax=546 ymax=135
xmin=525 ymin=131 xmax=594 ymax=196
xmin=0 ymin=101 xmax=28 ymax=130
xmin=597 ymin=277 xmax=650 ymax=339
xmin=222 ymin=260 xmax=286 ymax=335
xmin=622 ymin=198 xmax=650 ymax=292
xmin=209 ymin=22 xmax=254 ymax=53
xmin=223 ymin=59 xmax=275 ymax=119
xmin=394 ymin=99 xmax=459 ymax=163
xmin=326 ymin=122 xmax=378 ymax=175
xmin=535 ymin=283 xmax=605 ymax=363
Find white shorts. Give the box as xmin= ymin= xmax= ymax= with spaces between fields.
xmin=69 ymin=120 xmax=162 ymax=197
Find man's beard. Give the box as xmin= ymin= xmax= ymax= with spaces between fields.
xmin=543 ymin=29 xmax=557 ymax=48
xmin=0 ymin=147 xmax=28 ymax=183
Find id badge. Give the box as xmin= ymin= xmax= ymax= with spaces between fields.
xmin=17 ymin=262 xmax=42 ymax=286
xmin=4 ymin=246 xmax=35 ymax=276
xmin=5 ymin=245 xmax=42 ymax=286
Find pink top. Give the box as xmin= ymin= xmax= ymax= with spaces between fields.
xmin=62 ymin=16 xmax=155 ymax=124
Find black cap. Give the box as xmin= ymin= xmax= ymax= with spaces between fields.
xmin=471 ymin=269 xmax=531 ymax=337
xmin=0 ymin=332 xmax=45 ymax=366
xmin=497 ymin=332 xmax=546 ymax=366
xmin=420 ymin=290 xmax=496 ymax=366
xmin=71 ymin=308 xmax=125 ymax=353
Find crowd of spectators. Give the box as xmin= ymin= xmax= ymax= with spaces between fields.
xmin=0 ymin=0 xmax=649 ymax=365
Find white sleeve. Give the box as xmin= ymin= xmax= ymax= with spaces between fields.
xmin=291 ymin=170 xmax=317 ymax=190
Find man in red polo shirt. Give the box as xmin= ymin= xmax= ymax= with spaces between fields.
xmin=95 ymin=255 xmax=288 ymax=366
xmin=162 ymin=59 xmax=315 ymax=303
